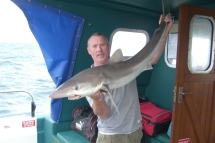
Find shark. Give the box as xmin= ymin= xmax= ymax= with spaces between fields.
xmin=49 ymin=0 xmax=167 ymax=114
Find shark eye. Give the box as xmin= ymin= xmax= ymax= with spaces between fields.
xmin=72 ymin=86 xmax=78 ymax=90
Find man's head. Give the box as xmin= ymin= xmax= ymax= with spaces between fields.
xmin=87 ymin=33 xmax=110 ymax=67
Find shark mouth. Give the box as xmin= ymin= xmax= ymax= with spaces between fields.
xmin=68 ymin=95 xmax=81 ymax=100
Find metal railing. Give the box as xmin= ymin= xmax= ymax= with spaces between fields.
xmin=0 ymin=90 xmax=36 ymax=117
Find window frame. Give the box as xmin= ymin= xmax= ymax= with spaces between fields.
xmin=109 ymin=28 xmax=149 ymax=60
xmin=187 ymin=15 xmax=215 ymax=73
xmin=164 ymin=21 xmax=179 ymax=68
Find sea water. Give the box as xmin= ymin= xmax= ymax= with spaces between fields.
xmin=0 ymin=42 xmax=56 ymax=118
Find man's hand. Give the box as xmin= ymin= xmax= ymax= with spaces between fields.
xmin=89 ymin=90 xmax=103 ymax=101
xmin=163 ymin=14 xmax=173 ymax=32
xmin=159 ymin=14 xmax=173 ymax=34
xmin=89 ymin=90 xmax=110 ymax=119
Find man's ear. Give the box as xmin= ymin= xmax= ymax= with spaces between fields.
xmin=107 ymin=44 xmax=111 ymax=54
xmin=87 ymin=47 xmax=91 ymax=55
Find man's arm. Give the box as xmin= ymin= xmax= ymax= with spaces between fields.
xmin=150 ymin=14 xmax=173 ymax=65
xmin=89 ymin=90 xmax=110 ymax=119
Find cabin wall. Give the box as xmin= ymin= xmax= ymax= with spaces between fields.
xmin=145 ymin=53 xmax=175 ymax=111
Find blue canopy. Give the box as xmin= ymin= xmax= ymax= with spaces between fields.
xmin=12 ymin=0 xmax=84 ymax=122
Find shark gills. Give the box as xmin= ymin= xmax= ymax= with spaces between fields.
xmin=49 ymin=0 xmax=167 ymax=114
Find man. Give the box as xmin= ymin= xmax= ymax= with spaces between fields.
xmin=86 ymin=15 xmax=173 ymax=143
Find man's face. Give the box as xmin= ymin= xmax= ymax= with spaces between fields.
xmin=87 ymin=35 xmax=110 ymax=67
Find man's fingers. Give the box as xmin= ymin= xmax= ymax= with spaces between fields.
xmin=159 ymin=14 xmax=163 ymax=24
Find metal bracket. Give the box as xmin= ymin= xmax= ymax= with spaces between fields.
xmin=178 ymin=87 xmax=192 ymax=103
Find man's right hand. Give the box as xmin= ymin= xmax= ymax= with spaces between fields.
xmin=89 ymin=90 xmax=103 ymax=101
xmin=89 ymin=90 xmax=110 ymax=119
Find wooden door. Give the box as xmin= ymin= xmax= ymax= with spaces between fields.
xmin=171 ymin=4 xmax=215 ymax=143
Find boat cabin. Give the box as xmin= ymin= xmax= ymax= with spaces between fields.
xmin=1 ymin=0 xmax=215 ymax=143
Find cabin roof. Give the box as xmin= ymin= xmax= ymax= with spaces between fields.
xmin=54 ymin=0 xmax=215 ymax=16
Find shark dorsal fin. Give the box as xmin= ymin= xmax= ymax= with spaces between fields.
xmin=109 ymin=49 xmax=124 ymax=64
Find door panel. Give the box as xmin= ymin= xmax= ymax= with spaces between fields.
xmin=171 ymin=4 xmax=215 ymax=143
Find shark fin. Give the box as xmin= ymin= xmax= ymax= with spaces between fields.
xmin=108 ymin=49 xmax=124 ymax=64
xmin=100 ymin=85 xmax=119 ymax=114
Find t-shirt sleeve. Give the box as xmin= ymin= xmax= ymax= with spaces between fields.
xmin=86 ymin=96 xmax=93 ymax=107
xmin=145 ymin=62 xmax=153 ymax=70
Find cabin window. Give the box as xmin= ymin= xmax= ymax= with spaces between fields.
xmin=109 ymin=28 xmax=149 ymax=60
xmin=188 ymin=15 xmax=215 ymax=73
xmin=165 ymin=33 xmax=178 ymax=68
xmin=165 ymin=21 xmax=178 ymax=68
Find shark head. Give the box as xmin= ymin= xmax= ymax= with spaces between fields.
xmin=49 ymin=49 xmax=124 ymax=101
xmin=49 ymin=70 xmax=102 ymax=100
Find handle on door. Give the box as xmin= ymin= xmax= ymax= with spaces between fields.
xmin=179 ymin=91 xmax=192 ymax=95
xmin=178 ymin=87 xmax=192 ymax=103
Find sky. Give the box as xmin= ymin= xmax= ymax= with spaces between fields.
xmin=0 ymin=0 xmax=147 ymax=57
xmin=0 ymin=0 xmax=37 ymax=44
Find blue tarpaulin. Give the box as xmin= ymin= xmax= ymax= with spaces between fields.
xmin=12 ymin=0 xmax=84 ymax=122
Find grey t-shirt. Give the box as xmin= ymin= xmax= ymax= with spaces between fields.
xmin=86 ymin=79 xmax=142 ymax=134
xmin=86 ymin=62 xmax=152 ymax=134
